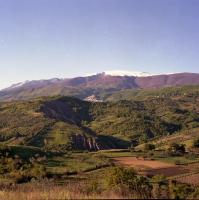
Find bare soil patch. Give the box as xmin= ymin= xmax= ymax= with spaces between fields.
xmin=113 ymin=157 xmax=174 ymax=169
xmin=144 ymin=166 xmax=189 ymax=177
xmin=112 ymin=157 xmax=188 ymax=177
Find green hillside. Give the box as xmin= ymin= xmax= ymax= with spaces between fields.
xmin=0 ymin=85 xmax=198 ymax=151
xmin=104 ymin=85 xmax=199 ymax=101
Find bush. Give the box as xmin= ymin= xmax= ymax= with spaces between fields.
xmin=174 ymin=160 xmax=181 ymax=165
xmin=144 ymin=143 xmax=155 ymax=151
xmin=106 ymin=167 xmax=136 ymax=188
xmin=105 ymin=167 xmax=152 ymax=198
xmin=29 ymin=164 xmax=47 ymax=178
xmin=168 ymin=143 xmax=185 ymax=155
xmin=151 ymin=174 xmax=168 ymax=199
xmin=169 ymin=182 xmax=194 ymax=199
xmin=193 ymin=138 xmax=199 ymax=148
xmin=185 ymin=153 xmax=197 ymax=160
xmin=152 ymin=174 xmax=167 ymax=184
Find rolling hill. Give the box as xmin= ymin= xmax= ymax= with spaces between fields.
xmin=0 ymin=85 xmax=198 ymax=151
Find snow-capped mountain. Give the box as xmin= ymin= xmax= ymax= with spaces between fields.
xmin=8 ymin=81 xmax=28 ymax=89
xmin=0 ymin=72 xmax=199 ymax=101
xmin=104 ymin=70 xmax=154 ymax=77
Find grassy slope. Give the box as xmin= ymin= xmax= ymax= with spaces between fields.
xmin=135 ymin=128 xmax=199 ymax=150
xmin=104 ymin=85 xmax=199 ymax=101
xmin=0 ymin=86 xmax=198 ymax=151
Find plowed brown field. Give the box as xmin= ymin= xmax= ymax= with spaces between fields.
xmin=112 ymin=157 xmax=189 ymax=177
xmin=113 ymin=157 xmax=173 ymax=169
xmin=175 ymin=173 xmax=199 ymax=186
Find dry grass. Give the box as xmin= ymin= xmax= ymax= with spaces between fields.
xmin=0 ymin=182 xmax=142 ymax=200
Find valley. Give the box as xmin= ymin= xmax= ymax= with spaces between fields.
xmin=0 ymin=84 xmax=199 ymax=199
xmin=1 ymin=0 xmax=199 ymax=198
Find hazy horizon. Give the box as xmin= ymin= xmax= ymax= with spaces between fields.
xmin=0 ymin=0 xmax=199 ymax=89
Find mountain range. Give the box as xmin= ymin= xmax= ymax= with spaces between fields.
xmin=0 ymin=71 xmax=199 ymax=151
xmin=0 ymin=72 xmax=199 ymax=102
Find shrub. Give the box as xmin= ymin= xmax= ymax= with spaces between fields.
xmin=185 ymin=153 xmax=197 ymax=160
xmin=152 ymin=174 xmax=167 ymax=185
xmin=168 ymin=143 xmax=185 ymax=155
xmin=144 ymin=143 xmax=155 ymax=151
xmin=105 ymin=167 xmax=152 ymax=198
xmin=193 ymin=137 xmax=199 ymax=148
xmin=174 ymin=160 xmax=181 ymax=165
xmin=169 ymin=182 xmax=194 ymax=199
xmin=106 ymin=167 xmax=136 ymax=188
xmin=151 ymin=174 xmax=168 ymax=199
xmin=29 ymin=164 xmax=47 ymax=178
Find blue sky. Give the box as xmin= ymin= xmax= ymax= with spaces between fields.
xmin=0 ymin=0 xmax=199 ymax=89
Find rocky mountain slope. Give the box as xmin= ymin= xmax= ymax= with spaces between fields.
xmin=0 ymin=72 xmax=199 ymax=101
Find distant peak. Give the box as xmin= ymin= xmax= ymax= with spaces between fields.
xmin=104 ymin=70 xmax=153 ymax=77
xmin=7 ymin=81 xmax=29 ymax=89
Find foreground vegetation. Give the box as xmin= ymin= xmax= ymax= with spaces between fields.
xmin=0 ymin=144 xmax=199 ymax=199
xmin=0 ymin=166 xmax=199 ymax=200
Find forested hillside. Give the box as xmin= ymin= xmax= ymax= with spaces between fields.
xmin=0 ymin=85 xmax=198 ymax=151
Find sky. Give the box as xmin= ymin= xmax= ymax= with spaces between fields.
xmin=0 ymin=0 xmax=199 ymax=89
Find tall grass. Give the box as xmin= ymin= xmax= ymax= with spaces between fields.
xmin=0 ymin=181 xmax=146 ymax=200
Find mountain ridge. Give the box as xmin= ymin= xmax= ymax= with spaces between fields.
xmin=0 ymin=72 xmax=199 ymax=102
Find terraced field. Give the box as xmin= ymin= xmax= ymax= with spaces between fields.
xmin=171 ymin=162 xmax=199 ymax=186
xmin=175 ymin=173 xmax=199 ymax=186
